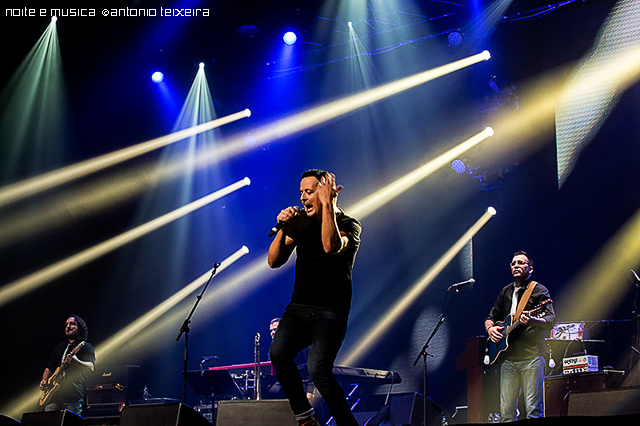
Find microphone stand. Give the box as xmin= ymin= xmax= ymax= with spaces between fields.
xmin=413 ymin=285 xmax=462 ymax=426
xmin=176 ymin=262 xmax=221 ymax=404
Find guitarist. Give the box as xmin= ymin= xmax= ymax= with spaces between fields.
xmin=39 ymin=315 xmax=95 ymax=416
xmin=484 ymin=251 xmax=555 ymax=422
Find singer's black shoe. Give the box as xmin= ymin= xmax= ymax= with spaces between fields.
xmin=297 ymin=414 xmax=321 ymax=426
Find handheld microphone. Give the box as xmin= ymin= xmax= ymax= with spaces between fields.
xmin=448 ymin=278 xmax=475 ymax=291
xmin=268 ymin=206 xmax=302 ymax=237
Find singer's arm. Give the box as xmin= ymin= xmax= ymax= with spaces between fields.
xmin=268 ymin=230 xmax=295 ymax=268
xmin=268 ymin=207 xmax=299 ymax=268
xmin=318 ymin=174 xmax=347 ymax=254
xmin=321 ymin=200 xmax=348 ymax=254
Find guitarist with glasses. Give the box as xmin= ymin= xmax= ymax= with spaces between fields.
xmin=484 ymin=251 xmax=555 ymax=422
xmin=39 ymin=315 xmax=95 ymax=416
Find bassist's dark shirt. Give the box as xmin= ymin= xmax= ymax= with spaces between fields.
xmin=45 ymin=341 xmax=96 ymax=403
xmin=485 ymin=280 xmax=555 ymax=361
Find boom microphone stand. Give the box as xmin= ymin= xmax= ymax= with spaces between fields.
xmin=176 ymin=262 xmax=221 ymax=403
xmin=413 ymin=281 xmax=466 ymax=426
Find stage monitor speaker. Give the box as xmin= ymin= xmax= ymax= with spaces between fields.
xmin=216 ymin=400 xmax=296 ymax=426
xmin=21 ymin=410 xmax=83 ymax=426
xmin=119 ymin=403 xmax=209 ymax=426
xmin=567 ymin=387 xmax=640 ymax=416
xmin=0 ymin=414 xmax=21 ymax=425
xmin=389 ymin=393 xmax=451 ymax=426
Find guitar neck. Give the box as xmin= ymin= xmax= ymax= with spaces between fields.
xmin=505 ymin=318 xmax=520 ymax=335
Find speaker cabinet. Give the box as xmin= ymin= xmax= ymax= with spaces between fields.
xmin=543 ymin=371 xmax=625 ymax=416
xmin=21 ymin=410 xmax=83 ymax=426
xmin=119 ymin=403 xmax=209 ymax=426
xmin=216 ymin=400 xmax=296 ymax=426
xmin=0 ymin=414 xmax=21 ymax=425
xmin=388 ymin=393 xmax=451 ymax=426
xmin=567 ymin=387 xmax=640 ymax=416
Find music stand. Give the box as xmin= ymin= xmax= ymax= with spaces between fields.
xmin=186 ymin=371 xmax=213 ymax=396
xmin=202 ymin=370 xmax=246 ymax=399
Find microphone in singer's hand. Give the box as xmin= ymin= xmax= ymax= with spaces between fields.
xmin=268 ymin=206 xmax=302 ymax=237
xmin=447 ymin=278 xmax=475 ymax=291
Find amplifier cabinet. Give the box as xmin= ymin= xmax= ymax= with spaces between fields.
xmin=543 ymin=370 xmax=624 ymax=416
xmin=88 ymin=365 xmax=142 ymax=392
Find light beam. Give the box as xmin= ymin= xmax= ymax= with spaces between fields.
xmin=339 ymin=209 xmax=496 ymax=365
xmin=0 ymin=178 xmax=250 ymax=307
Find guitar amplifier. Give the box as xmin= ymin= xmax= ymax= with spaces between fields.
xmin=85 ymin=365 xmax=143 ymax=418
xmin=87 ymin=365 xmax=142 ymax=392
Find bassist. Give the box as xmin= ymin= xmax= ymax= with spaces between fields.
xmin=39 ymin=315 xmax=95 ymax=416
xmin=484 ymin=251 xmax=555 ymax=421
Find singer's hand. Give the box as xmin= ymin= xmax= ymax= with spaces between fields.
xmin=317 ymin=173 xmax=342 ymax=206
xmin=276 ymin=206 xmax=301 ymax=224
xmin=520 ymin=314 xmax=544 ymax=326
xmin=488 ymin=325 xmax=504 ymax=343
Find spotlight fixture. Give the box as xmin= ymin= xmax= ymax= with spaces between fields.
xmin=151 ymin=71 xmax=164 ymax=83
xmin=451 ymin=159 xmax=467 ymax=174
xmin=283 ymin=31 xmax=297 ymax=45
xmin=486 ymin=206 xmax=497 ymax=216
xmin=199 ymin=62 xmax=205 ymax=69
xmin=347 ymin=21 xmax=353 ymax=28
xmin=447 ymin=31 xmax=464 ymax=48
xmin=51 ymin=16 xmax=58 ymax=22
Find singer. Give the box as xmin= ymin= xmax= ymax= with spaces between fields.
xmin=484 ymin=251 xmax=555 ymax=421
xmin=268 ymin=169 xmax=361 ymax=426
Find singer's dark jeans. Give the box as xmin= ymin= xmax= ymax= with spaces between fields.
xmin=269 ymin=303 xmax=358 ymax=426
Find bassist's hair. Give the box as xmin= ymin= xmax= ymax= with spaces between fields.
xmin=68 ymin=314 xmax=89 ymax=341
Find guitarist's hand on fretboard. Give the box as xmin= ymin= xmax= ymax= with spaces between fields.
xmin=520 ymin=314 xmax=545 ymax=326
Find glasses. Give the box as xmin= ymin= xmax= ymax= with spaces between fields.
xmin=510 ymin=260 xmax=528 ymax=267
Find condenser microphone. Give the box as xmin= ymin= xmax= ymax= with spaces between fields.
xmin=448 ymin=278 xmax=475 ymax=291
xmin=268 ymin=206 xmax=302 ymax=237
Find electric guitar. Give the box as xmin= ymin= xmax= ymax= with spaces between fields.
xmin=39 ymin=341 xmax=86 ymax=408
xmin=486 ymin=299 xmax=552 ymax=365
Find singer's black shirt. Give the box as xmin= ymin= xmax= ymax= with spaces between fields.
xmin=286 ymin=211 xmax=361 ymax=315
xmin=485 ymin=280 xmax=555 ymax=360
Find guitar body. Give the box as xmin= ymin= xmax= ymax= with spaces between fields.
xmin=486 ymin=300 xmax=551 ymax=365
xmin=487 ymin=316 xmax=513 ymax=365
xmin=38 ymin=341 xmax=86 ymax=409
xmin=39 ymin=368 xmax=62 ymax=408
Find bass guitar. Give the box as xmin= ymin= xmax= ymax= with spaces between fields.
xmin=487 ymin=299 xmax=551 ymax=365
xmin=39 ymin=341 xmax=86 ymax=408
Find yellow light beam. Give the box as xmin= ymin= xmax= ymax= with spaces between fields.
xmin=0 ymin=109 xmax=251 ymax=208
xmin=2 ymin=245 xmax=250 ymax=420
xmin=0 ymin=177 xmax=251 ymax=308
xmin=97 ymin=255 xmax=290 ymax=368
xmin=0 ymin=51 xmax=488 ymax=230
xmin=92 ymin=126 xmax=497 ymax=365
xmin=211 ymin=51 xmax=491 ymax=163
xmin=96 ymin=246 xmax=250 ymax=358
xmin=556 ymin=205 xmax=640 ymax=322
xmin=339 ymin=209 xmax=496 ymax=366
xmin=349 ymin=127 xmax=494 ymax=219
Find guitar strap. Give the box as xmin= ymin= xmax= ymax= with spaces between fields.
xmin=513 ymin=281 xmax=537 ymax=320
